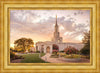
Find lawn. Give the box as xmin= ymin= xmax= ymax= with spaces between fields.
xmin=19 ymin=53 xmax=48 ymax=63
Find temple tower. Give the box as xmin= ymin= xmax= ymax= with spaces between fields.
xmin=52 ymin=15 xmax=63 ymax=43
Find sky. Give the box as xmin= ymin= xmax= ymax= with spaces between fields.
xmin=10 ymin=10 xmax=90 ymax=47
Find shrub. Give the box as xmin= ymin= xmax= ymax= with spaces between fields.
xmin=52 ymin=44 xmax=59 ymax=55
xmin=52 ymin=50 xmax=58 ymax=55
xmin=10 ymin=51 xmax=24 ymax=60
xmin=10 ymin=51 xmax=15 ymax=59
xmin=80 ymin=46 xmax=90 ymax=55
xmin=53 ymin=44 xmax=59 ymax=50
xmin=64 ymin=46 xmax=79 ymax=54
xmin=58 ymin=52 xmax=66 ymax=57
xmin=36 ymin=51 xmax=40 ymax=53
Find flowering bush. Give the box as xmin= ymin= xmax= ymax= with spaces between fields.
xmin=52 ymin=44 xmax=59 ymax=55
xmin=64 ymin=46 xmax=79 ymax=54
xmin=53 ymin=50 xmax=58 ymax=52
xmin=53 ymin=44 xmax=59 ymax=50
xmin=53 ymin=50 xmax=58 ymax=55
xmin=10 ymin=51 xmax=24 ymax=61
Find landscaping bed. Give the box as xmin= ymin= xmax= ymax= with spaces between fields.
xmin=50 ymin=54 xmax=59 ymax=58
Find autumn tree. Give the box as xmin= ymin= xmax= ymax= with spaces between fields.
xmin=14 ymin=38 xmax=34 ymax=52
xmin=80 ymin=31 xmax=90 ymax=55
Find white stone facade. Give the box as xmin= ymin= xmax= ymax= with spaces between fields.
xmin=36 ymin=16 xmax=84 ymax=54
xmin=36 ymin=42 xmax=84 ymax=54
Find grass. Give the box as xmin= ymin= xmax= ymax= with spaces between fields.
xmin=19 ymin=53 xmax=48 ymax=63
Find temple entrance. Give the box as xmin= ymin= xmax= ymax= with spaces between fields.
xmin=41 ymin=45 xmax=44 ymax=53
xmin=46 ymin=46 xmax=50 ymax=53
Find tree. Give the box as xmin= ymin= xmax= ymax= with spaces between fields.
xmin=82 ymin=31 xmax=90 ymax=44
xmin=80 ymin=31 xmax=90 ymax=55
xmin=14 ymin=38 xmax=34 ymax=52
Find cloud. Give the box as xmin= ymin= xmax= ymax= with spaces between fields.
xmin=10 ymin=10 xmax=90 ymax=44
xmin=10 ymin=10 xmax=40 ymax=24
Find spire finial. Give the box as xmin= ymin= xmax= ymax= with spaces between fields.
xmin=56 ymin=15 xmax=57 ymax=25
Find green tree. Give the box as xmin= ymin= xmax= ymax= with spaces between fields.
xmin=14 ymin=38 xmax=34 ymax=52
xmin=80 ymin=31 xmax=90 ymax=55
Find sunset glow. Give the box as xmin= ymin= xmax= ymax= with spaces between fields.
xmin=10 ymin=10 xmax=90 ymax=47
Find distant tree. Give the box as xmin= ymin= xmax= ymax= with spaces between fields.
xmin=80 ymin=31 xmax=90 ymax=55
xmin=14 ymin=38 xmax=34 ymax=52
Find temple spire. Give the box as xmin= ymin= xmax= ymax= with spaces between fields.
xmin=56 ymin=15 xmax=57 ymax=26
xmin=55 ymin=15 xmax=58 ymax=33
xmin=52 ymin=15 xmax=63 ymax=43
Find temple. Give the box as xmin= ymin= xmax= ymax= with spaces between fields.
xmin=36 ymin=15 xmax=84 ymax=53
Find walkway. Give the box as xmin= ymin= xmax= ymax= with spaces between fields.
xmin=41 ymin=53 xmax=90 ymax=63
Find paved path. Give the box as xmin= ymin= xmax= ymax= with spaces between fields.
xmin=41 ymin=53 xmax=90 ymax=63
xmin=41 ymin=53 xmax=66 ymax=63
